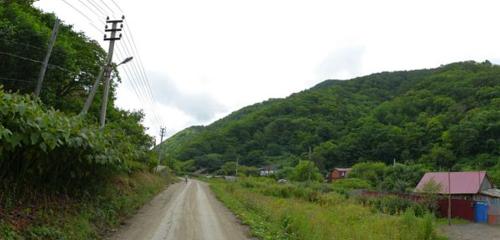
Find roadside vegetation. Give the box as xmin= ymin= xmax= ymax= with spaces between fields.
xmin=0 ymin=2 xmax=171 ymax=239
xmin=210 ymin=177 xmax=446 ymax=240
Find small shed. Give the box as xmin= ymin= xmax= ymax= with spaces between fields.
xmin=328 ymin=168 xmax=351 ymax=182
xmin=415 ymin=171 xmax=500 ymax=224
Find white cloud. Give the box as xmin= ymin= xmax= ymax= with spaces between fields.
xmin=34 ymin=0 xmax=500 ymax=140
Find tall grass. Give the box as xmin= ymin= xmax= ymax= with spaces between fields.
xmin=211 ymin=178 xmax=443 ymax=240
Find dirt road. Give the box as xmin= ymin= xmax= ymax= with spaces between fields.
xmin=441 ymin=223 xmax=500 ymax=240
xmin=109 ymin=180 xmax=250 ymax=240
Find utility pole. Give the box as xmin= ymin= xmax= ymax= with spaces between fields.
xmin=448 ymin=170 xmax=451 ymax=225
xmin=35 ymin=18 xmax=60 ymax=97
xmin=308 ymin=146 xmax=312 ymax=182
xmin=81 ymin=16 xmax=124 ymax=119
xmin=99 ymin=16 xmax=124 ymax=129
xmin=235 ymin=156 xmax=239 ymax=177
xmin=158 ymin=127 xmax=166 ymax=166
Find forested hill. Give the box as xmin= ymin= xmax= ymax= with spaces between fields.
xmin=163 ymin=61 xmax=500 ymax=178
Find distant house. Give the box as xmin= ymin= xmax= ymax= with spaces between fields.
xmin=327 ymin=168 xmax=351 ymax=182
xmin=259 ymin=166 xmax=276 ymax=176
xmin=415 ymin=171 xmax=500 ymax=224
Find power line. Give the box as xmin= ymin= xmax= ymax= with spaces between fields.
xmin=0 ymin=51 xmax=74 ymax=74
xmin=76 ymin=0 xmax=105 ymax=22
xmin=115 ymin=47 xmax=150 ymax=109
xmin=3 ymin=41 xmax=47 ymax=53
xmin=110 ymin=0 xmax=124 ymax=13
xmin=117 ymin=48 xmax=161 ymax=124
xmin=0 ymin=77 xmax=35 ymax=84
xmin=120 ymin=23 xmax=164 ymax=125
xmin=97 ymin=0 xmax=116 ymax=16
xmin=63 ymin=0 xmax=164 ymax=126
xmin=119 ymin=60 xmax=162 ymax=126
xmin=60 ymin=0 xmax=105 ymax=34
xmin=120 ymin=35 xmax=154 ymax=102
xmin=115 ymin=47 xmax=162 ymax=126
xmin=86 ymin=0 xmax=107 ymax=17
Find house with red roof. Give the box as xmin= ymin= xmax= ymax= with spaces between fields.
xmin=415 ymin=171 xmax=500 ymax=224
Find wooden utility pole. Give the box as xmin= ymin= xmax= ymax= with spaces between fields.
xmin=35 ymin=18 xmax=60 ymax=97
xmin=81 ymin=16 xmax=124 ymax=119
xmin=158 ymin=127 xmax=166 ymax=165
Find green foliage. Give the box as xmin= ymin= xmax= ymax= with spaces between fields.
xmin=211 ymin=178 xmax=442 ymax=240
xmin=0 ymin=89 xmax=154 ymax=193
xmin=238 ymin=165 xmax=260 ymax=177
xmin=367 ymin=195 xmax=426 ymax=216
xmin=0 ymin=221 xmax=18 ymax=240
xmin=0 ymin=2 xmax=109 ymax=114
xmin=331 ymin=178 xmax=371 ymax=191
xmin=220 ymin=161 xmax=238 ymax=176
xmin=349 ymin=162 xmax=387 ymax=187
xmin=380 ymin=164 xmax=427 ymax=192
xmin=290 ymin=161 xmax=322 ymax=182
xmin=417 ymin=179 xmax=442 ymax=213
xmin=166 ymin=61 xmax=499 ymax=176
xmin=0 ymin=2 xmax=155 ymax=195
xmin=0 ymin=172 xmax=173 ymax=240
xmin=349 ymin=162 xmax=427 ymax=192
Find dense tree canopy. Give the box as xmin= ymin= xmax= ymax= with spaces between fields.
xmin=162 ymin=61 xmax=500 ymax=185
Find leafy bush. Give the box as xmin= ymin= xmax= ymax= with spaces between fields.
xmin=290 ymin=160 xmax=323 ymax=182
xmin=349 ymin=162 xmax=387 ymax=187
xmin=366 ymin=195 xmax=428 ymax=216
xmin=0 ymin=89 xmax=152 ymax=193
xmin=331 ymin=178 xmax=371 ymax=192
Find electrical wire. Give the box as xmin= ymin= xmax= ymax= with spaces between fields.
xmin=110 ymin=0 xmax=124 ymax=13
xmin=0 ymin=51 xmax=75 ymax=74
xmin=60 ymin=0 xmax=164 ymax=126
xmin=60 ymin=0 xmax=105 ymax=34
xmin=87 ymin=0 xmax=107 ymax=17
xmin=96 ymin=0 xmax=116 ymax=16
xmin=0 ymin=77 xmax=35 ymax=84
xmin=75 ymin=0 xmax=106 ymax=23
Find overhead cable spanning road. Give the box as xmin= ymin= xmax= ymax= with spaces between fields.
xmin=108 ymin=180 xmax=250 ymax=240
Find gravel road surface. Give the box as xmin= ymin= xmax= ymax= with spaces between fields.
xmin=109 ymin=179 xmax=250 ymax=240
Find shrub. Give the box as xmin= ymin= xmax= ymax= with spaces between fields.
xmin=0 ymin=89 xmax=152 ymax=194
xmin=331 ymin=178 xmax=371 ymax=192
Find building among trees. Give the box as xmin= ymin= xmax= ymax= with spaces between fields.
xmin=416 ymin=171 xmax=500 ymax=224
xmin=327 ymin=168 xmax=352 ymax=182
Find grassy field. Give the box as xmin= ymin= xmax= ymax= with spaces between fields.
xmin=210 ymin=177 xmax=447 ymax=240
xmin=0 ymin=171 xmax=175 ymax=240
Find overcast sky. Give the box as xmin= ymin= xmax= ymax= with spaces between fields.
xmin=34 ymin=0 xmax=500 ymax=140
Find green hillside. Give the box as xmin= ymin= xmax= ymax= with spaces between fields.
xmin=158 ymin=126 xmax=203 ymax=163
xmin=163 ymin=61 xmax=500 ymax=183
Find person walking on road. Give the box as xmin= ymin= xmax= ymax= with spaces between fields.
xmin=184 ymin=175 xmax=188 ymax=183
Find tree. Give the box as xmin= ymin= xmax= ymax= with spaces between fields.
xmin=380 ymin=164 xmax=427 ymax=192
xmin=416 ymin=179 xmax=442 ymax=213
xmin=220 ymin=162 xmax=237 ymax=176
xmin=290 ymin=161 xmax=322 ymax=182
xmin=349 ymin=162 xmax=387 ymax=187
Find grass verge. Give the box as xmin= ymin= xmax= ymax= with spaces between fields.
xmin=210 ymin=177 xmax=448 ymax=240
xmin=0 ymin=171 xmax=174 ymax=240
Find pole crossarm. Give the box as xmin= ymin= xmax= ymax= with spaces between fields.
xmin=81 ymin=16 xmax=125 ymax=129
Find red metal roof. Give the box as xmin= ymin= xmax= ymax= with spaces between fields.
xmin=415 ymin=171 xmax=487 ymax=194
xmin=333 ymin=168 xmax=352 ymax=172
